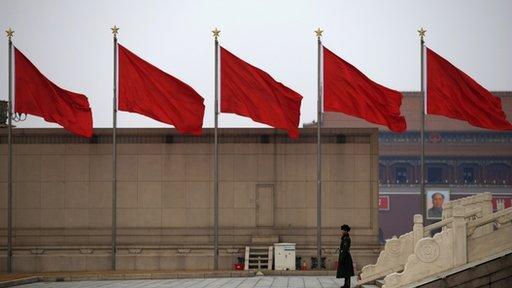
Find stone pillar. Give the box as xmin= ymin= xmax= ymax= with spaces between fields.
xmin=480 ymin=192 xmax=494 ymax=236
xmin=452 ymin=205 xmax=467 ymax=267
xmin=413 ymin=214 xmax=424 ymax=245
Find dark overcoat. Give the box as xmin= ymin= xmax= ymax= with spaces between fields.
xmin=336 ymin=234 xmax=355 ymax=278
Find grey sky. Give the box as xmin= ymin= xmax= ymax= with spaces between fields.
xmin=1 ymin=0 xmax=511 ymax=129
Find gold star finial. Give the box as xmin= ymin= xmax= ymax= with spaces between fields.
xmin=6 ymin=28 xmax=14 ymax=39
xmin=315 ymin=28 xmax=323 ymax=38
xmin=111 ymin=25 xmax=119 ymax=37
xmin=418 ymin=27 xmax=426 ymax=40
xmin=212 ymin=28 xmax=220 ymax=39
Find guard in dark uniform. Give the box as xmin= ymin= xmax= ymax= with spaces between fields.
xmin=336 ymin=224 xmax=354 ymax=288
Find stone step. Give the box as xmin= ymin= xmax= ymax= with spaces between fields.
xmin=249 ymin=251 xmax=269 ymax=255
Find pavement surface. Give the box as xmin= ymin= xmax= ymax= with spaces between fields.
xmin=14 ymin=276 xmax=353 ymax=288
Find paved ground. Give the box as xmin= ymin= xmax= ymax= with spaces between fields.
xmin=16 ymin=276 xmax=353 ymax=288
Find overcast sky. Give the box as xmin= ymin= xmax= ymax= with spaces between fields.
xmin=1 ymin=0 xmax=511 ymax=129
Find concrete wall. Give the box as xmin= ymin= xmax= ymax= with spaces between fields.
xmin=0 ymin=128 xmax=379 ymax=272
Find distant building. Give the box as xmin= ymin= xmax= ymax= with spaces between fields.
xmin=308 ymin=91 xmax=512 ymax=239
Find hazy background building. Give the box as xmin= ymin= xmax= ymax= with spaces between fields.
xmin=312 ymin=91 xmax=512 ymax=240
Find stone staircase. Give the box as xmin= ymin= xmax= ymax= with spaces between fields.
xmin=244 ymin=246 xmax=273 ymax=270
xmin=358 ymin=192 xmax=512 ymax=288
xmin=361 ymin=279 xmax=385 ymax=288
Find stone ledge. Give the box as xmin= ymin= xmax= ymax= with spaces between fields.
xmin=0 ymin=127 xmax=375 ymax=144
xmin=0 ymin=276 xmax=38 ymax=288
xmin=0 ymin=270 xmax=259 ymax=286
xmin=262 ymin=270 xmax=336 ymax=276
xmin=0 ymin=269 xmax=342 ymax=286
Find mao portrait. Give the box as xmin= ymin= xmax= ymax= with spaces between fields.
xmin=426 ymin=190 xmax=450 ymax=220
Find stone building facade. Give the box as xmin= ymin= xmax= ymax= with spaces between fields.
xmin=0 ymin=127 xmax=380 ymax=272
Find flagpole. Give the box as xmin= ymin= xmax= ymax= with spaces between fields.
xmin=315 ymin=28 xmax=323 ymax=269
xmin=212 ymin=27 xmax=220 ymax=271
xmin=418 ymin=28 xmax=426 ymax=221
xmin=111 ymin=25 xmax=119 ymax=270
xmin=6 ymin=27 xmax=14 ymax=273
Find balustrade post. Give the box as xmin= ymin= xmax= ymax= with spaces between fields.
xmin=452 ymin=205 xmax=467 ymax=267
xmin=480 ymin=193 xmax=494 ymax=236
xmin=413 ymin=214 xmax=424 ymax=245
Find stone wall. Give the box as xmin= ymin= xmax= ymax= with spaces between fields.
xmin=0 ymin=128 xmax=379 ymax=272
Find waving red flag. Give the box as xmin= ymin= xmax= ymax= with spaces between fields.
xmin=118 ymin=44 xmax=205 ymax=135
xmin=14 ymin=47 xmax=93 ymax=138
xmin=427 ymin=48 xmax=512 ymax=130
xmin=220 ymin=47 xmax=303 ymax=138
xmin=323 ymin=46 xmax=406 ymax=132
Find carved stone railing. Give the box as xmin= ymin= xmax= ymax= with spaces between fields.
xmin=382 ymin=206 xmax=512 ymax=288
xmin=443 ymin=192 xmax=493 ymax=238
xmin=443 ymin=192 xmax=492 ymax=219
xmin=359 ymin=215 xmax=423 ymax=284
xmin=358 ymin=192 xmax=494 ymax=286
xmin=423 ymin=207 xmax=481 ymax=237
xmin=359 ymin=205 xmax=484 ymax=285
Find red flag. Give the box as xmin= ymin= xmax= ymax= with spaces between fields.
xmin=14 ymin=47 xmax=93 ymax=138
xmin=220 ymin=47 xmax=303 ymax=138
xmin=118 ymin=44 xmax=205 ymax=135
xmin=323 ymin=46 xmax=406 ymax=132
xmin=427 ymin=48 xmax=512 ymax=130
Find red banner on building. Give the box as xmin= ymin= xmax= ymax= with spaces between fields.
xmin=492 ymin=196 xmax=512 ymax=210
xmin=379 ymin=196 xmax=390 ymax=211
